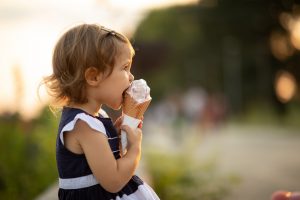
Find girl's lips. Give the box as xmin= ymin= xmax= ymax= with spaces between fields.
xmin=122 ymin=89 xmax=128 ymax=104
xmin=122 ymin=85 xmax=130 ymax=98
xmin=122 ymin=90 xmax=126 ymax=99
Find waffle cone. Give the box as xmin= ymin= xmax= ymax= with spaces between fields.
xmin=122 ymin=94 xmax=152 ymax=119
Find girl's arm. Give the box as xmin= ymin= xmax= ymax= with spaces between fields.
xmin=72 ymin=120 xmax=142 ymax=193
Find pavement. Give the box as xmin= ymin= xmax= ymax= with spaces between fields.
xmin=203 ymin=125 xmax=300 ymax=200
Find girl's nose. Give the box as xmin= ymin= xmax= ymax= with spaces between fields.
xmin=129 ymin=73 xmax=134 ymax=82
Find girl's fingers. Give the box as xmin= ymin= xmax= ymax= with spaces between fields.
xmin=138 ymin=120 xmax=143 ymax=129
xmin=120 ymin=125 xmax=134 ymax=135
xmin=114 ymin=116 xmax=124 ymax=127
xmin=137 ymin=116 xmax=144 ymax=128
xmin=114 ymin=116 xmax=124 ymax=135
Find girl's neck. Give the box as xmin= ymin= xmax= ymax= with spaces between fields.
xmin=68 ymin=102 xmax=102 ymax=117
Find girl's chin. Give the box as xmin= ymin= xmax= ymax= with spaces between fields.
xmin=112 ymin=105 xmax=122 ymax=111
xmin=108 ymin=101 xmax=123 ymax=111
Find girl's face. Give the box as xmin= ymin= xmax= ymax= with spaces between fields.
xmin=96 ymin=43 xmax=134 ymax=110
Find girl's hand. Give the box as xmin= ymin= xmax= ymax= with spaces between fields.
xmin=114 ymin=115 xmax=143 ymax=132
xmin=114 ymin=116 xmax=124 ymax=134
xmin=120 ymin=125 xmax=142 ymax=149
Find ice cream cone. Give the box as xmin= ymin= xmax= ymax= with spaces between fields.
xmin=120 ymin=79 xmax=152 ymax=155
xmin=122 ymin=93 xmax=152 ymax=119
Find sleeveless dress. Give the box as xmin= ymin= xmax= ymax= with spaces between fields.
xmin=56 ymin=107 xmax=160 ymax=200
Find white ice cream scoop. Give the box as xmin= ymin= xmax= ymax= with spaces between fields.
xmin=126 ymin=79 xmax=151 ymax=103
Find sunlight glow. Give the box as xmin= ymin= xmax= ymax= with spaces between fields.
xmin=0 ymin=0 xmax=199 ymax=119
xmin=109 ymin=0 xmax=199 ymax=10
xmin=275 ymin=71 xmax=297 ymax=103
xmin=270 ymin=31 xmax=294 ymax=61
xmin=281 ymin=13 xmax=300 ymax=50
xmin=290 ymin=19 xmax=300 ymax=50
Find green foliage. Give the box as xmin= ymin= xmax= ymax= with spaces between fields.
xmin=134 ymin=6 xmax=210 ymax=94
xmin=238 ymin=101 xmax=280 ymax=125
xmin=136 ymin=7 xmax=202 ymax=48
xmin=0 ymin=108 xmax=58 ymax=200
xmin=284 ymin=102 xmax=300 ymax=128
xmin=144 ymin=149 xmax=238 ymax=200
xmin=229 ymin=100 xmax=300 ymax=129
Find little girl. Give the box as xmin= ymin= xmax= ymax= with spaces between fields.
xmin=43 ymin=23 xmax=160 ymax=200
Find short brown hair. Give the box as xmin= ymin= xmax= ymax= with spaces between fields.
xmin=43 ymin=24 xmax=134 ymax=107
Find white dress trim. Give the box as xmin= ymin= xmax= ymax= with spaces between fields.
xmin=59 ymin=113 xmax=107 ymax=145
xmin=59 ymin=174 xmax=160 ymax=200
xmin=59 ymin=174 xmax=99 ymax=189
xmin=115 ymin=183 xmax=160 ymax=200
xmin=99 ymin=108 xmax=109 ymax=118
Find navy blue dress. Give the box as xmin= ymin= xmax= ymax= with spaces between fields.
xmin=56 ymin=107 xmax=159 ymax=200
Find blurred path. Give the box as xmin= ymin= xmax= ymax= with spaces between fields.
xmin=193 ymin=125 xmax=300 ymax=200
xmin=35 ymin=182 xmax=58 ymax=200
xmin=144 ymin=123 xmax=300 ymax=200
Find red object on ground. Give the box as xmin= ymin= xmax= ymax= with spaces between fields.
xmin=291 ymin=192 xmax=300 ymax=200
xmin=272 ymin=191 xmax=300 ymax=200
xmin=271 ymin=191 xmax=290 ymax=200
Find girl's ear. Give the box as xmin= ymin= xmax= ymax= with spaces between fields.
xmin=85 ymin=67 xmax=102 ymax=86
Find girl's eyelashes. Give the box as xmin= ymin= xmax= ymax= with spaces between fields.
xmin=124 ymin=65 xmax=130 ymax=70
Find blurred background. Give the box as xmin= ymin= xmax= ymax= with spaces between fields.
xmin=0 ymin=0 xmax=300 ymax=199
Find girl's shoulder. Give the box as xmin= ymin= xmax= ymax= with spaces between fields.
xmin=58 ymin=107 xmax=109 ymax=145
